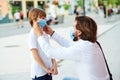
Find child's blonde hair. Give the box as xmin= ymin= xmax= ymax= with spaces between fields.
xmin=28 ymin=8 xmax=46 ymax=27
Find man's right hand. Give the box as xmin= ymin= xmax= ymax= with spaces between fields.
xmin=43 ymin=25 xmax=54 ymax=36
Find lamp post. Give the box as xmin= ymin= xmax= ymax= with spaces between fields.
xmin=83 ymin=0 xmax=86 ymax=16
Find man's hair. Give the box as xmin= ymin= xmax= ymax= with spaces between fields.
xmin=75 ymin=16 xmax=97 ymax=43
xmin=28 ymin=8 xmax=46 ymax=27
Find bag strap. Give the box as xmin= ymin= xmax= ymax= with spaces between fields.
xmin=96 ymin=41 xmax=112 ymax=79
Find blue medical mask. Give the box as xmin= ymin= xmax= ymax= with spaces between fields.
xmin=69 ymin=28 xmax=74 ymax=40
xmin=38 ymin=19 xmax=46 ymax=29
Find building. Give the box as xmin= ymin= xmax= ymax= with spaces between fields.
xmin=0 ymin=0 xmax=49 ymax=21
xmin=0 ymin=0 xmax=9 ymax=20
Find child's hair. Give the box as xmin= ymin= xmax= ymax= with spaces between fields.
xmin=28 ymin=8 xmax=46 ymax=27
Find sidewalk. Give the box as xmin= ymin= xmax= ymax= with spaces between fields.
xmin=0 ymin=14 xmax=120 ymax=80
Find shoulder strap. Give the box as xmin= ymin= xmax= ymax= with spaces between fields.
xmin=96 ymin=41 xmax=113 ymax=79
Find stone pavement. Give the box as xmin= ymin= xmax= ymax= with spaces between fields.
xmin=0 ymin=13 xmax=120 ymax=80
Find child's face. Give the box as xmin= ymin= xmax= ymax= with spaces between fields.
xmin=37 ymin=16 xmax=47 ymax=29
xmin=37 ymin=16 xmax=46 ymax=21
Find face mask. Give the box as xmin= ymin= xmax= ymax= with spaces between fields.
xmin=69 ymin=28 xmax=74 ymax=40
xmin=70 ymin=27 xmax=78 ymax=41
xmin=38 ymin=19 xmax=46 ymax=29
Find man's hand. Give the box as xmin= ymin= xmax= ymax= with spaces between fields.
xmin=43 ymin=25 xmax=54 ymax=36
xmin=33 ymin=20 xmax=43 ymax=37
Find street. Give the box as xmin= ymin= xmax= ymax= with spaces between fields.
xmin=98 ymin=23 xmax=120 ymax=80
xmin=0 ymin=14 xmax=120 ymax=80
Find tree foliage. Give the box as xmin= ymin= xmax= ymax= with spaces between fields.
xmin=10 ymin=5 xmax=20 ymax=15
xmin=99 ymin=0 xmax=120 ymax=6
xmin=9 ymin=2 xmax=21 ymax=16
xmin=63 ymin=4 xmax=70 ymax=10
xmin=75 ymin=0 xmax=83 ymax=7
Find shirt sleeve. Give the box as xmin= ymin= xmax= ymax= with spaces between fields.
xmin=37 ymin=35 xmax=81 ymax=61
xmin=51 ymin=32 xmax=74 ymax=47
xmin=28 ymin=31 xmax=38 ymax=50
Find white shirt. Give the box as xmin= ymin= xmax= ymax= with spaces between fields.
xmin=49 ymin=4 xmax=57 ymax=18
xmin=37 ymin=32 xmax=110 ymax=80
xmin=14 ymin=12 xmax=20 ymax=19
xmin=28 ymin=29 xmax=53 ymax=78
xmin=59 ymin=6 xmax=64 ymax=15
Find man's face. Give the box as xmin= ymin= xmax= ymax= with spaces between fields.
xmin=73 ymin=21 xmax=82 ymax=40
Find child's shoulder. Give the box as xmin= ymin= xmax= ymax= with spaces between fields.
xmin=29 ymin=29 xmax=37 ymax=38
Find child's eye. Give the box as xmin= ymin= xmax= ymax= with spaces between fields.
xmin=42 ymin=17 xmax=46 ymax=19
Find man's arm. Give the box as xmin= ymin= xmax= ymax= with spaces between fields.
xmin=37 ymin=36 xmax=81 ymax=61
xmin=51 ymin=32 xmax=73 ymax=47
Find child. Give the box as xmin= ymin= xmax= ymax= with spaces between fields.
xmin=28 ymin=8 xmax=58 ymax=80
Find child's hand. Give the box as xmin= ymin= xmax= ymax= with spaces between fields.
xmin=52 ymin=64 xmax=58 ymax=75
xmin=45 ymin=68 xmax=53 ymax=75
xmin=33 ymin=20 xmax=43 ymax=37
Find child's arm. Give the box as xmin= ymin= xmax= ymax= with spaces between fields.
xmin=31 ymin=48 xmax=52 ymax=74
xmin=52 ymin=59 xmax=58 ymax=75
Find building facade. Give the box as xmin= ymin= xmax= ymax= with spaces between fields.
xmin=0 ymin=0 xmax=100 ymax=21
xmin=0 ymin=0 xmax=48 ymax=20
xmin=0 ymin=0 xmax=9 ymax=20
xmin=10 ymin=0 xmax=49 ymax=18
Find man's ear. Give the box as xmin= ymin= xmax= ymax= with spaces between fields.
xmin=78 ymin=31 xmax=82 ymax=36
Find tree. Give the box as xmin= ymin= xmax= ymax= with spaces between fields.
xmin=9 ymin=1 xmax=21 ymax=16
xmin=75 ymin=0 xmax=83 ymax=7
xmin=63 ymin=4 xmax=70 ymax=10
xmin=116 ymin=0 xmax=120 ymax=5
xmin=10 ymin=5 xmax=20 ymax=16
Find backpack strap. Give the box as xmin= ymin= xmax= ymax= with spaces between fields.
xmin=96 ymin=41 xmax=113 ymax=80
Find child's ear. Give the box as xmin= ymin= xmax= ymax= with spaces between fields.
xmin=33 ymin=18 xmax=38 ymax=22
xmin=33 ymin=20 xmax=35 ymax=23
xmin=37 ymin=17 xmax=40 ymax=21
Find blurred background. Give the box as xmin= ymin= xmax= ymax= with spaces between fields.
xmin=0 ymin=0 xmax=120 ymax=22
xmin=0 ymin=0 xmax=120 ymax=80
